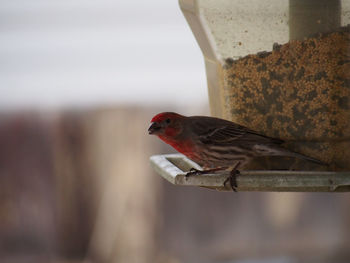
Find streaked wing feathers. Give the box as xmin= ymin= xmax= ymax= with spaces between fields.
xmin=189 ymin=116 xmax=283 ymax=145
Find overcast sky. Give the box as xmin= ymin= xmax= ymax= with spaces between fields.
xmin=0 ymin=0 xmax=207 ymax=110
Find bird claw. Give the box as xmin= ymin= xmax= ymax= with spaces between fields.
xmin=185 ymin=167 xmax=226 ymax=177
xmin=185 ymin=168 xmax=202 ymax=177
xmin=224 ymin=169 xmax=240 ymax=192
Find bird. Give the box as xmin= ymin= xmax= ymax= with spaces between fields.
xmin=148 ymin=112 xmax=326 ymax=190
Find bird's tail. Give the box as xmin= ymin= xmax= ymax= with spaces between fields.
xmin=288 ymin=151 xmax=328 ymax=166
xmin=254 ymin=144 xmax=328 ymax=166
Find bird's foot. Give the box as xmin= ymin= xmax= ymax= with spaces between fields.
xmin=185 ymin=168 xmax=202 ymax=177
xmin=223 ymin=169 xmax=240 ymax=192
xmin=223 ymin=162 xmax=241 ymax=192
xmin=185 ymin=167 xmax=226 ymax=177
xmin=224 ymin=162 xmax=241 ymax=192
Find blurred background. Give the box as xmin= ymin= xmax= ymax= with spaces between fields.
xmin=0 ymin=0 xmax=350 ymax=263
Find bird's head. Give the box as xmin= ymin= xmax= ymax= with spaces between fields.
xmin=148 ymin=112 xmax=185 ymax=139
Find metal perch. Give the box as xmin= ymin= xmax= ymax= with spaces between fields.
xmin=150 ymin=154 xmax=350 ymax=192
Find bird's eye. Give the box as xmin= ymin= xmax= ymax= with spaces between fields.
xmin=165 ymin=118 xmax=171 ymax=124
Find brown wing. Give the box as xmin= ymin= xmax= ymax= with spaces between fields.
xmin=188 ymin=116 xmax=284 ymax=145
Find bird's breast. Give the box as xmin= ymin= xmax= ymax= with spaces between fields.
xmin=159 ymin=135 xmax=199 ymax=161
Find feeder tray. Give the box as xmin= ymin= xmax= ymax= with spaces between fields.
xmin=150 ymin=154 xmax=350 ymax=192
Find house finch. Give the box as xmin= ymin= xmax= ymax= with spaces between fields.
xmin=148 ymin=112 xmax=326 ymax=190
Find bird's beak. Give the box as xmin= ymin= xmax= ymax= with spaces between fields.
xmin=148 ymin=122 xmax=161 ymax=135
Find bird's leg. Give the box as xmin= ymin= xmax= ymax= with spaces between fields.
xmin=229 ymin=169 xmax=240 ymax=192
xmin=185 ymin=167 xmax=226 ymax=177
xmin=223 ymin=162 xmax=241 ymax=191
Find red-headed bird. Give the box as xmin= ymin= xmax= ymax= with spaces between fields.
xmin=148 ymin=112 xmax=326 ymax=190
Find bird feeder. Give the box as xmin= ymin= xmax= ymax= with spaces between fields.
xmin=150 ymin=0 xmax=350 ymax=191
